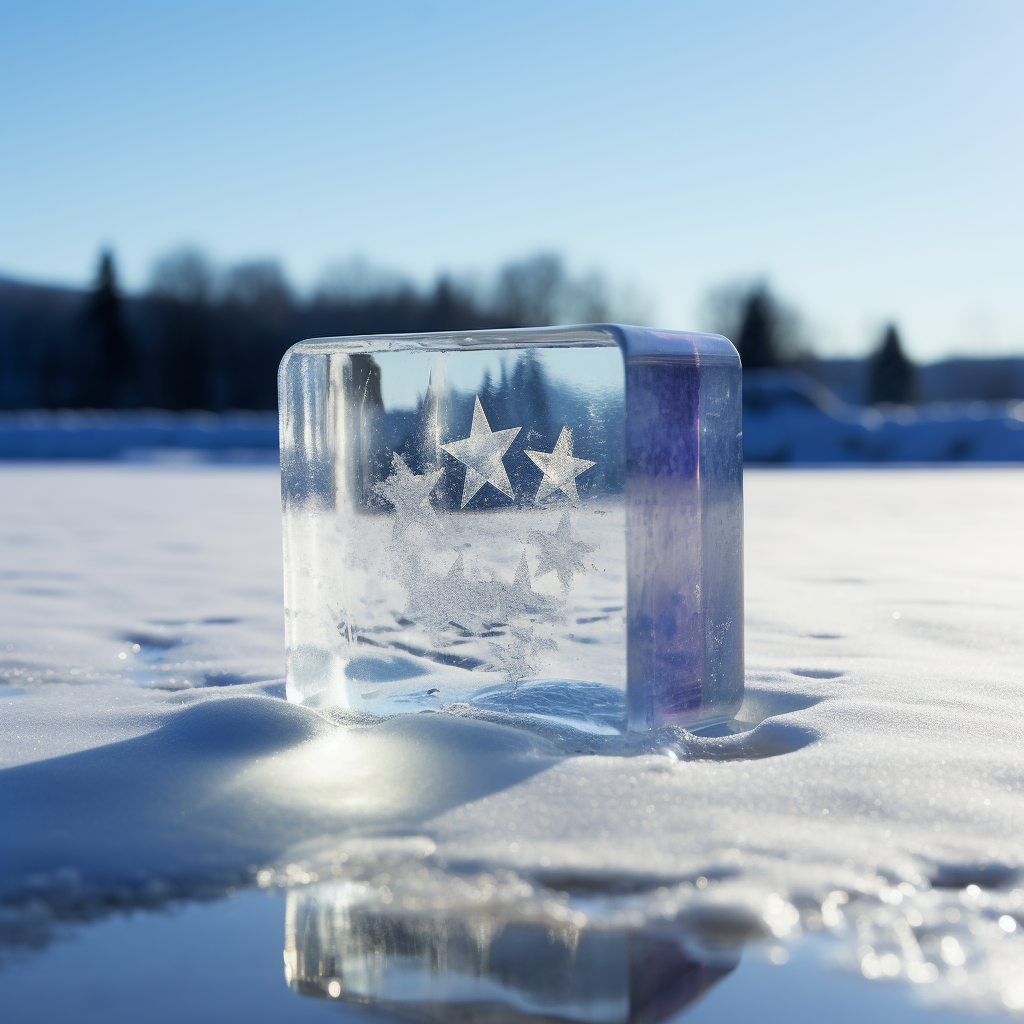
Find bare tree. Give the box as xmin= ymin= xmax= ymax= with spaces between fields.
xmin=494 ymin=254 xmax=565 ymax=326
xmin=148 ymin=248 xmax=216 ymax=305
xmin=147 ymin=249 xmax=217 ymax=409
xmin=222 ymin=260 xmax=292 ymax=312
xmin=313 ymin=257 xmax=412 ymax=305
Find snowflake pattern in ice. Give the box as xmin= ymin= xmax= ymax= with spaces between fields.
xmin=488 ymin=623 xmax=556 ymax=687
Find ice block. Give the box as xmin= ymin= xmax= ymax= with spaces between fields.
xmin=278 ymin=325 xmax=743 ymax=732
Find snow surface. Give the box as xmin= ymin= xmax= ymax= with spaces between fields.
xmin=2 ymin=399 xmax=1023 ymax=464
xmin=1 ymin=464 xmax=1022 ymax=1016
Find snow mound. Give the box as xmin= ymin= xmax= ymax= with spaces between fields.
xmin=156 ymin=694 xmax=330 ymax=754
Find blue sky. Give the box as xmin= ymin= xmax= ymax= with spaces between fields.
xmin=1 ymin=0 xmax=1021 ymax=360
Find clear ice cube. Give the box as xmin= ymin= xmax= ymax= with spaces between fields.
xmin=279 ymin=325 xmax=742 ymax=732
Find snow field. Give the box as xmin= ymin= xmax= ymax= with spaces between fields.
xmin=1 ymin=464 xmax=1022 ymax=1015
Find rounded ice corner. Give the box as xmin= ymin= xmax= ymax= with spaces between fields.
xmin=605 ymin=325 xmax=740 ymax=366
xmin=277 ymin=340 xmax=307 ymax=390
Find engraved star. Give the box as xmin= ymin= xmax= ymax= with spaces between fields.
xmin=406 ymin=552 xmax=480 ymax=638
xmin=524 ymin=427 xmax=595 ymax=505
xmin=488 ymin=551 xmax=561 ymax=625
xmin=530 ymin=511 xmax=595 ymax=592
xmin=373 ymin=453 xmax=444 ymax=540
xmin=441 ymin=396 xmax=521 ymax=508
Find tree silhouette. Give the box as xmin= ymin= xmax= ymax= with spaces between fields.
xmin=0 ymin=249 xmax=634 ymax=411
xmin=82 ymin=250 xmax=133 ymax=406
xmin=495 ymin=254 xmax=563 ymax=326
xmin=704 ymin=282 xmax=801 ymax=369
xmin=735 ymin=287 xmax=784 ymax=369
xmin=148 ymin=249 xmax=217 ymax=409
xmin=866 ymin=324 xmax=915 ymax=405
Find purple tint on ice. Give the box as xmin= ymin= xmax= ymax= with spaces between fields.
xmin=626 ymin=357 xmax=704 ymax=727
xmin=621 ymin=328 xmax=743 ymax=731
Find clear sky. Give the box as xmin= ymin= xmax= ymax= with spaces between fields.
xmin=1 ymin=0 xmax=1021 ymax=360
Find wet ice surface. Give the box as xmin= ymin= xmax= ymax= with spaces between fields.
xmin=1 ymin=464 xmax=1022 ymax=1021
xmin=0 ymin=888 xmax=1003 ymax=1024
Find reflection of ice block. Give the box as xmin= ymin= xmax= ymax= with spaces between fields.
xmin=279 ymin=325 xmax=742 ymax=732
xmin=283 ymin=882 xmax=738 ymax=1023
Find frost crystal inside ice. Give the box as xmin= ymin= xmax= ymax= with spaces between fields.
xmin=279 ymin=326 xmax=743 ymax=731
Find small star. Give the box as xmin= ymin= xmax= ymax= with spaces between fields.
xmin=524 ymin=427 xmax=595 ymax=505
xmin=373 ymin=453 xmax=444 ymax=540
xmin=441 ymin=397 xmax=521 ymax=508
xmin=488 ymin=551 xmax=560 ymax=624
xmin=530 ymin=511 xmax=595 ymax=591
xmin=406 ymin=552 xmax=484 ymax=638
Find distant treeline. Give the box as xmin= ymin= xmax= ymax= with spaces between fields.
xmin=706 ymin=282 xmax=918 ymax=405
xmin=705 ymin=282 xmax=1024 ymax=404
xmin=1 ymin=251 xmax=1020 ymax=411
xmin=0 ymin=251 xmax=630 ymax=412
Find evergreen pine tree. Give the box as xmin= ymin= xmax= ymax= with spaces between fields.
xmin=83 ymin=250 xmax=133 ymax=407
xmin=866 ymin=324 xmax=915 ymax=405
xmin=735 ymin=287 xmax=782 ymax=369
